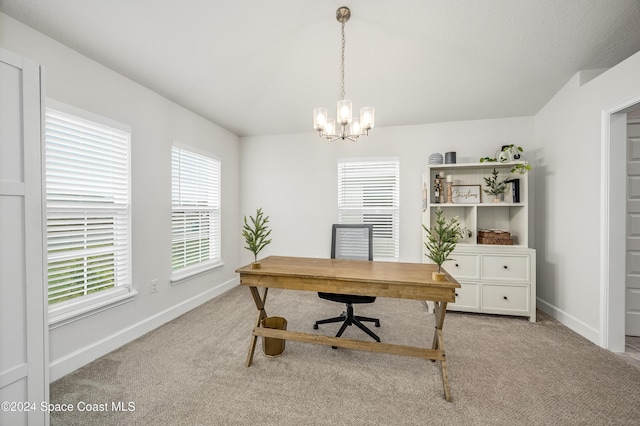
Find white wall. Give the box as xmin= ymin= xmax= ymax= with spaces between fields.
xmin=534 ymin=50 xmax=640 ymax=347
xmin=0 ymin=13 xmax=242 ymax=380
xmin=240 ymin=117 xmax=535 ymax=264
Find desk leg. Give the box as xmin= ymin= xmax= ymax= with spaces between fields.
xmin=432 ymin=301 xmax=452 ymax=402
xmin=245 ymin=286 xmax=269 ymax=367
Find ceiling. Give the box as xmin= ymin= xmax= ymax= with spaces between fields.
xmin=2 ymin=0 xmax=640 ymax=137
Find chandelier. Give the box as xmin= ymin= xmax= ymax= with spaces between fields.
xmin=313 ymin=6 xmax=375 ymax=142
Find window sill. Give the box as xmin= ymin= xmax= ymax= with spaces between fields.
xmin=48 ymin=287 xmax=138 ymax=329
xmin=170 ymin=260 xmax=224 ymax=285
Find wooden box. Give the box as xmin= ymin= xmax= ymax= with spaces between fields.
xmin=477 ymin=230 xmax=513 ymax=245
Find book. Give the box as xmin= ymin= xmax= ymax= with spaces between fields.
xmin=506 ymin=178 xmax=520 ymax=203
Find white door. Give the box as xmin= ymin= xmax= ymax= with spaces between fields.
xmin=626 ymin=111 xmax=640 ymax=337
xmin=0 ymin=48 xmax=49 ymax=425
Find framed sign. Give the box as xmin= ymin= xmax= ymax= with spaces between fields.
xmin=451 ymin=185 xmax=481 ymax=204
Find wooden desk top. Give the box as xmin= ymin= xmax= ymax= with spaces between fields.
xmin=236 ymin=256 xmax=460 ymax=302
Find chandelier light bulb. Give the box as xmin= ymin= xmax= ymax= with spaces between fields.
xmin=337 ymin=99 xmax=352 ymax=124
xmin=360 ymin=107 xmax=375 ymax=130
xmin=325 ymin=118 xmax=336 ymax=137
xmin=313 ymin=107 xmax=327 ymax=130
xmin=350 ymin=119 xmax=361 ymax=135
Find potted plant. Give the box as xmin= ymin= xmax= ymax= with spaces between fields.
xmin=480 ymin=144 xmax=531 ymax=174
xmin=242 ymin=207 xmax=272 ymax=269
xmin=483 ymin=168 xmax=508 ymax=203
xmin=423 ymin=207 xmax=461 ymax=281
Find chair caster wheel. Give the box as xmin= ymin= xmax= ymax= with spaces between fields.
xmin=313 ymin=324 xmax=318 ymax=330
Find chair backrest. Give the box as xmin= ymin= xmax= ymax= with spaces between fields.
xmin=331 ymin=224 xmax=373 ymax=261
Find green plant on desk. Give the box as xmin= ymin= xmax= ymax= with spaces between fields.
xmin=423 ymin=207 xmax=461 ymax=280
xmin=242 ymin=207 xmax=272 ymax=265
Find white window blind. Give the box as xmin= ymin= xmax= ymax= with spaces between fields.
xmin=171 ymin=145 xmax=221 ymax=275
xmin=45 ymin=108 xmax=131 ymax=305
xmin=337 ymin=159 xmax=400 ymax=261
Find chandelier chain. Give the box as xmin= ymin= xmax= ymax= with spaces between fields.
xmin=340 ymin=21 xmax=346 ymax=100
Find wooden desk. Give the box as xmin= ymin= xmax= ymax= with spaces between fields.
xmin=236 ymin=255 xmax=460 ymax=401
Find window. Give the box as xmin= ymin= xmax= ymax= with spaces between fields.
xmin=45 ymin=105 xmax=131 ymax=311
xmin=171 ymin=144 xmax=221 ymax=280
xmin=337 ymin=159 xmax=400 ymax=261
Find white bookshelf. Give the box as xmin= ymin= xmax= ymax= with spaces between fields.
xmin=422 ymin=162 xmax=536 ymax=321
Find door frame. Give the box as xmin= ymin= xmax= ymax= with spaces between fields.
xmin=0 ymin=47 xmax=48 ymax=425
xmin=601 ymin=95 xmax=640 ymax=352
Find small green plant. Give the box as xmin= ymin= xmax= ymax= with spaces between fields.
xmin=483 ymin=168 xmax=508 ymax=199
xmin=480 ymin=144 xmax=531 ymax=174
xmin=423 ymin=207 xmax=461 ymax=273
xmin=242 ymin=208 xmax=272 ymax=263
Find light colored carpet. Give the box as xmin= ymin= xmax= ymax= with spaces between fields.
xmin=50 ymin=285 xmax=640 ymax=425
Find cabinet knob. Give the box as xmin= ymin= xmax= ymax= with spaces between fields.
xmin=503 ymin=265 xmax=508 ymax=269
xmin=455 ymin=292 xmax=459 ymax=297
xmin=455 ymin=263 xmax=459 ymax=267
xmin=503 ymin=296 xmax=508 ymax=300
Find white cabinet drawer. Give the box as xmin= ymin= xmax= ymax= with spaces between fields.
xmin=481 ymin=255 xmax=530 ymax=281
xmin=450 ymin=282 xmax=479 ymax=309
xmin=481 ymin=284 xmax=529 ymax=313
xmin=443 ymin=254 xmax=480 ymax=280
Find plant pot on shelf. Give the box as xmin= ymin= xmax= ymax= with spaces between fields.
xmin=251 ymin=261 xmax=261 ymax=269
xmin=432 ymin=271 xmax=447 ymax=281
xmin=491 ymin=193 xmax=504 ymax=203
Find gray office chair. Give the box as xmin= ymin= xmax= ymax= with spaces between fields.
xmin=313 ymin=224 xmax=381 ymax=342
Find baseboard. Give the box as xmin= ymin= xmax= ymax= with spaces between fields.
xmin=537 ymin=298 xmax=600 ymax=346
xmin=49 ymin=277 xmax=239 ymax=382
